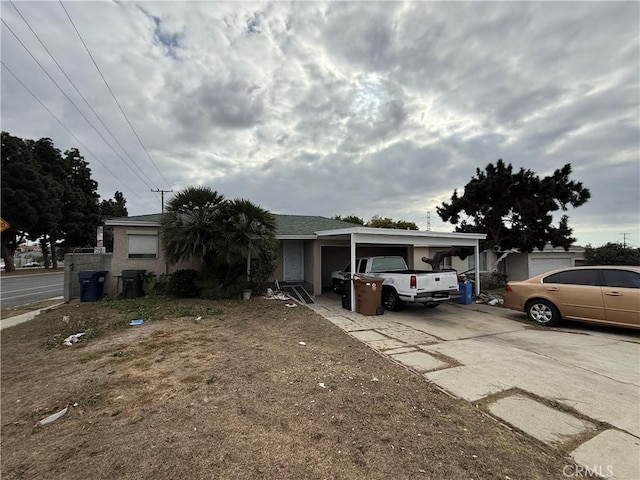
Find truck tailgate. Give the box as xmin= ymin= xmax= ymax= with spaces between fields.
xmin=417 ymin=271 xmax=458 ymax=292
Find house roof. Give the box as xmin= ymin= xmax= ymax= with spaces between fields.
xmin=275 ymin=214 xmax=359 ymax=236
xmin=104 ymin=213 xmax=359 ymax=237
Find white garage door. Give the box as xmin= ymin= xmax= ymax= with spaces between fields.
xmin=529 ymin=257 xmax=571 ymax=278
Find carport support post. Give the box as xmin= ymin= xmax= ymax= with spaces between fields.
xmin=474 ymin=243 xmax=481 ymax=296
xmin=350 ymin=233 xmax=357 ymax=312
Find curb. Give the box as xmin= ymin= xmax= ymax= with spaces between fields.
xmin=0 ymin=298 xmax=65 ymax=331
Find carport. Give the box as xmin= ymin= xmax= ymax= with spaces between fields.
xmin=314 ymin=227 xmax=486 ymax=311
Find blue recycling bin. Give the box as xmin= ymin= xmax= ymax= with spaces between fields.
xmin=78 ymin=270 xmax=108 ymax=302
xmin=457 ymin=281 xmax=473 ymax=305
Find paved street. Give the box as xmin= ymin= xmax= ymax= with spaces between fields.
xmin=309 ymin=296 xmax=640 ymax=480
xmin=0 ymin=272 xmax=64 ymax=310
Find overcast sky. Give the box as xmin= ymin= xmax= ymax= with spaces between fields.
xmin=2 ymin=1 xmax=639 ymax=248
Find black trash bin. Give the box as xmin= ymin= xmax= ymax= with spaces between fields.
xmin=78 ymin=270 xmax=108 ymax=302
xmin=341 ymin=278 xmax=352 ymax=310
xmin=122 ymin=269 xmax=146 ymax=298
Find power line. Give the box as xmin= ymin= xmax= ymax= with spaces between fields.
xmin=1 ymin=60 xmax=155 ymax=209
xmin=9 ymin=0 xmax=161 ymax=193
xmin=152 ymin=189 xmax=174 ymax=214
xmin=1 ymin=17 xmax=158 ymax=191
xmin=59 ymin=0 xmax=172 ymax=189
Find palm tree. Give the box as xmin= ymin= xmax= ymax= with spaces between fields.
xmin=160 ymin=186 xmax=227 ymax=265
xmin=219 ymin=198 xmax=277 ymax=282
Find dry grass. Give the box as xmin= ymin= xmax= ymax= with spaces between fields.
xmin=2 ymin=299 xmax=64 ymax=319
xmin=1 ymin=296 xmax=588 ymax=479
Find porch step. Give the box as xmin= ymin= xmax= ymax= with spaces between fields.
xmin=283 ymin=285 xmax=315 ymax=304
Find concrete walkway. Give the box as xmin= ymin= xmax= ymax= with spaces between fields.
xmin=309 ymin=296 xmax=640 ymax=480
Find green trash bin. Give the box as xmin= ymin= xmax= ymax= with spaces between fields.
xmin=122 ymin=270 xmax=146 ymax=298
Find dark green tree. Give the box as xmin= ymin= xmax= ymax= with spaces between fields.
xmin=1 ymin=132 xmax=46 ymax=271
xmin=100 ymin=191 xmax=128 ymax=252
xmin=394 ymin=220 xmax=419 ymax=230
xmin=100 ymin=191 xmax=128 ymax=219
xmin=333 ymin=214 xmax=365 ymax=225
xmin=28 ymin=138 xmax=65 ymax=267
xmin=57 ymin=148 xmax=101 ymax=252
xmin=367 ymin=215 xmax=396 ymax=228
xmin=367 ymin=215 xmax=419 ymax=230
xmin=437 ymin=160 xmax=590 ymax=252
xmin=332 ymin=214 xmax=418 ymax=229
xmin=584 ymin=243 xmax=640 ymax=266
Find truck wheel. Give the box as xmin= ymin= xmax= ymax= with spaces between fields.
xmin=382 ymin=288 xmax=402 ymax=311
xmin=526 ymin=299 xmax=561 ymax=327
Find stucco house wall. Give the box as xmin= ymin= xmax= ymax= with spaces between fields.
xmin=109 ymin=224 xmax=198 ymax=295
xmin=505 ymin=253 xmax=529 ymax=281
xmin=106 ymin=214 xmax=487 ymax=297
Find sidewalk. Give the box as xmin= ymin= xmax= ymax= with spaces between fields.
xmin=0 ymin=298 xmax=64 ymax=331
xmin=308 ymin=295 xmax=640 ymax=480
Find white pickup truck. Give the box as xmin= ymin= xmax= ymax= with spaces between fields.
xmin=331 ymin=256 xmax=461 ymax=311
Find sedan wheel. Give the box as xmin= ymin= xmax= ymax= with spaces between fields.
xmin=527 ymin=299 xmax=561 ymax=327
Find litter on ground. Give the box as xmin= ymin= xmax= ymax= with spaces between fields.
xmin=39 ymin=407 xmax=68 ymax=425
xmin=264 ymin=293 xmax=290 ymax=301
xmin=63 ymin=332 xmax=85 ymax=346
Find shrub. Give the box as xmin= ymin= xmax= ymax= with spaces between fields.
xmin=480 ymin=271 xmax=508 ymax=290
xmin=166 ymin=269 xmax=200 ymax=298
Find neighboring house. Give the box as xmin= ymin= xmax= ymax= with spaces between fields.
xmin=421 ymin=244 xmax=585 ymax=282
xmin=502 ymin=244 xmax=585 ymax=281
xmin=105 ymin=214 xmax=487 ymax=298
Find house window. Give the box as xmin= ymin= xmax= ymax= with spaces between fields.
xmin=468 ymin=252 xmax=488 ymax=272
xmin=128 ymin=233 xmax=158 ymax=259
xmin=440 ymin=256 xmax=452 ymax=269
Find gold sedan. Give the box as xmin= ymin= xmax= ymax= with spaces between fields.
xmin=503 ymin=266 xmax=640 ymax=329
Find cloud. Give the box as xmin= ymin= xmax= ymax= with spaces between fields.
xmin=1 ymin=1 xmax=638 ymax=247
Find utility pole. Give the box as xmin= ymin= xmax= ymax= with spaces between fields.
xmin=621 ymin=233 xmax=629 ymax=248
xmin=426 ymin=211 xmax=431 ymax=231
xmin=152 ymin=188 xmax=173 ymax=276
xmin=151 ymin=188 xmax=173 ymax=214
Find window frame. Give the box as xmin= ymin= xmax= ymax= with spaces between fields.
xmin=127 ymin=231 xmax=159 ymax=259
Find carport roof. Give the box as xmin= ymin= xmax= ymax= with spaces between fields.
xmin=315 ymin=226 xmax=486 ymax=246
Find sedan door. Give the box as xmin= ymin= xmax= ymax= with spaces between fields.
xmin=602 ymin=269 xmax=640 ymax=327
xmin=542 ymin=269 xmax=606 ymax=321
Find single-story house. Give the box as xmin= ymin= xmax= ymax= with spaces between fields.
xmin=104 ymin=214 xmax=487 ymax=310
xmin=421 ymin=243 xmax=586 ymax=282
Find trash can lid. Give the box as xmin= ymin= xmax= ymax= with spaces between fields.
xmin=122 ymin=269 xmax=146 ymax=276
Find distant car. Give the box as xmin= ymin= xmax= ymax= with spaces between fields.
xmin=23 ymin=262 xmax=41 ymax=268
xmin=503 ymin=266 xmax=640 ymax=330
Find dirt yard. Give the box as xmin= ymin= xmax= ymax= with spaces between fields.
xmin=1 ymin=296 xmax=590 ymax=479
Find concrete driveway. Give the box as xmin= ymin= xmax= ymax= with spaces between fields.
xmin=309 ymin=296 xmax=640 ymax=480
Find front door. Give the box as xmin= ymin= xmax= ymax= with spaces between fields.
xmin=283 ymin=241 xmax=304 ymax=282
